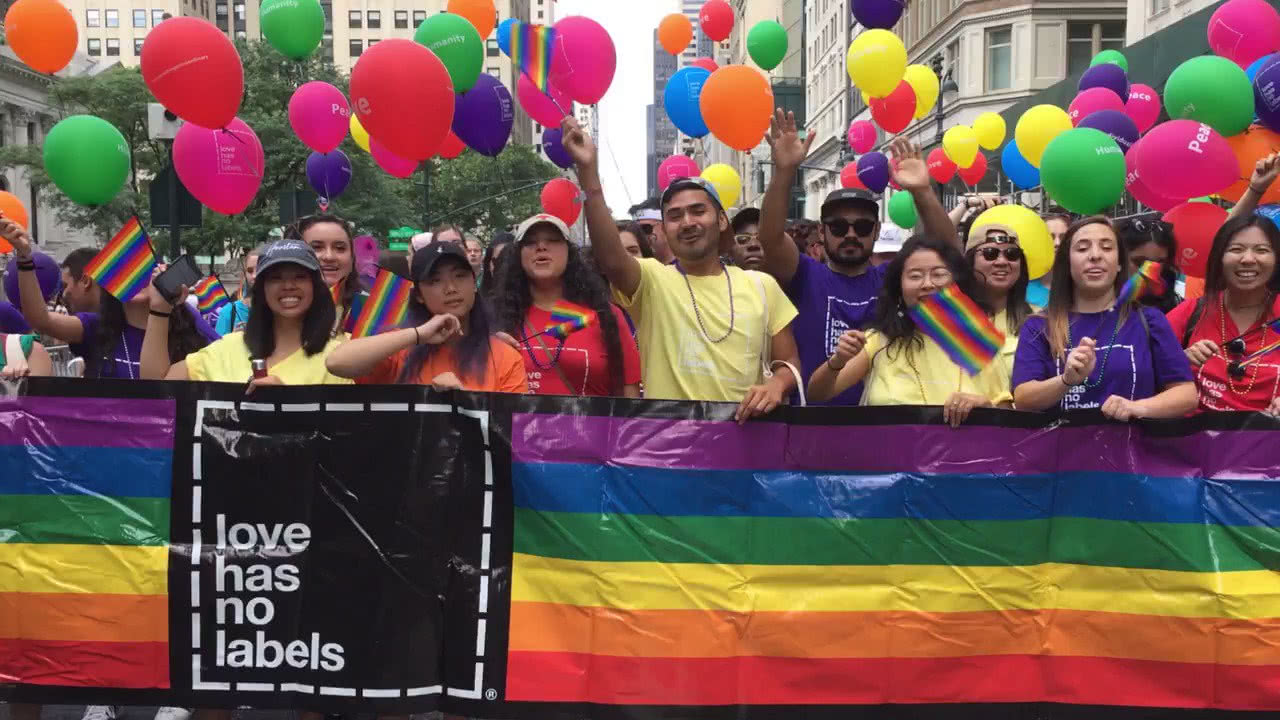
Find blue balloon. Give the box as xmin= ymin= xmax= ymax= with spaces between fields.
xmin=1248 ymin=53 xmax=1277 ymax=84
xmin=1000 ymin=141 xmax=1040 ymax=190
xmin=542 ymin=128 xmax=573 ymax=170
xmin=663 ymin=66 xmax=711 ymax=139
xmin=497 ymin=18 xmax=516 ymax=57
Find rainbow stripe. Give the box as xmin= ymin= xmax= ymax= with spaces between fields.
xmin=908 ymin=284 xmax=1004 ymax=375
xmin=512 ymin=21 xmax=556 ymax=93
xmin=190 ymin=275 xmax=231 ymax=315
xmin=1118 ymin=260 xmax=1166 ymax=306
xmin=84 ymin=217 xmax=156 ymax=302
xmin=0 ymin=396 xmax=171 ymax=689
xmin=540 ymin=301 xmax=593 ymax=341
xmin=350 ymin=269 xmax=411 ymax=338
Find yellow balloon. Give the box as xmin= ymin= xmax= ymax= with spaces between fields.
xmin=903 ymin=64 xmax=939 ymax=119
xmin=349 ymin=114 xmax=371 ymax=153
xmin=968 ymin=204 xmax=1054 ymax=280
xmin=973 ymin=112 xmax=1006 ymax=150
xmin=942 ymin=126 xmax=979 ymax=168
xmin=701 ymin=163 xmax=742 ymax=209
xmin=846 ymin=29 xmax=907 ymax=98
xmin=861 ymin=89 xmax=871 ymax=105
xmin=1014 ymin=105 xmax=1072 ymax=168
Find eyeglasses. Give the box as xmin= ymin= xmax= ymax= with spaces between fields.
xmin=823 ymin=218 xmax=877 ymax=238
xmin=978 ymin=246 xmax=1023 ymax=262
xmin=904 ymin=269 xmax=954 ymax=284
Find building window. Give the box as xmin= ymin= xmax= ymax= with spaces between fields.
xmin=985 ymin=26 xmax=1012 ymax=91
xmin=133 ymin=9 xmax=146 ymax=27
xmin=367 ymin=10 xmax=380 ymax=28
xmin=349 ymin=10 xmax=361 ymax=28
xmin=413 ymin=10 xmax=426 ymax=25
xmin=1100 ymin=21 xmax=1125 ymax=54
xmin=349 ymin=39 xmax=363 ymax=57
xmin=134 ymin=37 xmax=144 ymax=54
xmin=487 ymin=66 xmax=500 ymax=77
xmin=1067 ymin=20 xmax=1127 ymax=76
xmin=105 ymin=9 xmax=118 ymax=27
xmin=1151 ymin=0 xmax=1170 ymax=15
xmin=87 ymin=38 xmax=101 ymax=55
xmin=106 ymin=38 xmax=120 ymax=56
xmin=394 ymin=10 xmax=408 ymax=28
xmin=152 ymin=9 xmax=165 ymax=26
xmin=86 ymin=9 xmax=99 ymax=27
xmin=486 ymin=39 xmax=499 ymax=56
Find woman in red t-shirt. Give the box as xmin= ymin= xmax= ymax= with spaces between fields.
xmin=1167 ymin=215 xmax=1280 ymax=414
xmin=491 ymin=213 xmax=641 ymax=397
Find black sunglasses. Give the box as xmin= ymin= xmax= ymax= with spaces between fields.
xmin=1124 ymin=218 xmax=1174 ymax=235
xmin=823 ymin=218 xmax=877 ymax=238
xmin=978 ymin=246 xmax=1023 ymax=262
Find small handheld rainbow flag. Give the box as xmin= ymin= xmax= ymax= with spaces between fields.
xmin=908 ymin=284 xmax=1006 ymax=376
xmin=349 ymin=269 xmax=412 ymax=338
xmin=84 ymin=217 xmax=157 ymax=302
xmin=190 ymin=275 xmax=231 ymax=315
xmin=531 ymin=301 xmax=593 ymax=341
xmin=511 ymin=21 xmax=556 ymax=93
xmin=1117 ymin=261 xmax=1166 ymax=306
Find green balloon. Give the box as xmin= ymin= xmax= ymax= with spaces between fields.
xmin=888 ymin=191 xmax=918 ymax=229
xmin=1089 ymin=50 xmax=1128 ymax=72
xmin=260 ymin=0 xmax=324 ymax=60
xmin=42 ymin=115 xmax=130 ymax=207
xmin=1040 ymin=128 xmax=1125 ymax=215
xmin=1163 ymin=55 xmax=1254 ymax=137
xmin=414 ymin=12 xmax=483 ymax=93
xmin=747 ymin=20 xmax=788 ymax=72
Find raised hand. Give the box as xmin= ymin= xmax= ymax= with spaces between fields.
xmin=1062 ymin=337 xmax=1097 ymax=386
xmin=1251 ymin=152 xmax=1280 ymax=194
xmin=0 ymin=215 xmax=32 ymax=258
xmin=888 ymin=137 xmax=930 ymax=192
xmin=559 ymin=115 xmax=598 ymax=170
xmin=764 ymin=109 xmax=815 ymax=171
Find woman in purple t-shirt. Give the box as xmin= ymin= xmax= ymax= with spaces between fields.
xmin=1012 ymin=216 xmax=1196 ymax=420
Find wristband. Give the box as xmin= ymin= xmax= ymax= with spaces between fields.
xmin=149 ymin=309 xmax=171 ymax=319
xmin=16 ymin=260 xmax=35 ymax=271
xmin=413 ymin=326 xmax=422 ymax=346
xmin=826 ymin=356 xmax=845 ymax=372
xmin=1060 ymin=373 xmax=1072 ymax=387
xmin=1251 ymin=184 xmax=1268 ymax=194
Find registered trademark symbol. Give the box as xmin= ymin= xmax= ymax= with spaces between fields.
xmin=485 ymin=688 xmax=497 ymax=701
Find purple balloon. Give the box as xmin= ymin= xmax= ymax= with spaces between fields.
xmin=542 ymin=127 xmax=572 ymax=170
xmin=306 ymin=150 xmax=352 ymax=201
xmin=1254 ymin=55 xmax=1280 ymax=133
xmin=857 ymin=151 xmax=890 ymax=193
xmin=1078 ymin=63 xmax=1129 ymax=104
xmin=4 ymin=251 xmax=60 ymax=310
xmin=452 ymin=73 xmax=515 ymax=158
xmin=852 ymin=0 xmax=906 ymax=30
xmin=1077 ymin=109 xmax=1140 ymax=154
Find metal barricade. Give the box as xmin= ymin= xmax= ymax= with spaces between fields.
xmin=42 ymin=344 xmax=84 ymax=377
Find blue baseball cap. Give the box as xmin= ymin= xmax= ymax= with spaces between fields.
xmin=661 ymin=177 xmax=725 ymax=213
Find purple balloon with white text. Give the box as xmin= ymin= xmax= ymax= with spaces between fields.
xmin=857 ymin=151 xmax=889 ymax=193
xmin=452 ymin=73 xmax=515 ymax=158
xmin=1078 ymin=109 xmax=1140 ymax=154
xmin=542 ymin=127 xmax=573 ymax=170
xmin=306 ymin=150 xmax=352 ymax=200
xmin=1078 ymin=63 xmax=1129 ymax=104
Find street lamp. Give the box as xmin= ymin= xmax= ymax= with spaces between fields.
xmin=930 ymin=54 xmax=960 ymax=144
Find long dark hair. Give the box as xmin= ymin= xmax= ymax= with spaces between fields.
xmin=1044 ymin=215 xmax=1134 ymax=357
xmin=398 ymin=256 xmax=493 ymax=384
xmin=618 ymin=222 xmax=655 ymax=258
xmin=1204 ymin=214 xmax=1280 ymax=300
xmin=1117 ymin=216 xmax=1180 ymax=313
xmin=481 ymin=232 xmax=515 ymax=295
xmin=872 ymin=235 xmax=987 ymax=357
xmin=965 ymin=241 xmax=1032 ymax=335
xmin=87 ymin=292 xmax=208 ymax=379
xmin=492 ymin=234 xmax=626 ymax=395
xmin=243 ymin=264 xmax=335 ymax=359
xmin=285 ymin=213 xmax=365 ymax=312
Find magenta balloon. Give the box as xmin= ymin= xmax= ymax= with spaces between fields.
xmin=1125 ymin=84 xmax=1161 ymax=134
xmin=288 ymin=81 xmax=350 ymax=154
xmin=549 ymin=16 xmax=616 ymax=105
xmin=173 ymin=117 xmax=264 ymax=215
xmin=517 ymin=74 xmax=573 ymax=131
xmin=847 ymin=120 xmax=876 ymax=153
xmin=1130 ymin=120 xmax=1238 ymax=201
xmin=1068 ymin=87 xmax=1125 ymax=126
xmin=371 ymin=138 xmax=418 ymax=179
xmin=1209 ymin=0 xmax=1280 ymax=68
xmin=657 ymin=155 xmax=701 ymax=190
xmin=1125 ymin=144 xmax=1184 ymax=211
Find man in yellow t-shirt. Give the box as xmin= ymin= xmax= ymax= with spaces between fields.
xmin=559 ymin=116 xmax=800 ymax=421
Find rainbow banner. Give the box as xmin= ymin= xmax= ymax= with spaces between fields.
xmin=191 ymin=275 xmax=231 ymax=315
xmin=1118 ymin=260 xmax=1167 ymax=306
xmin=511 ymin=21 xmax=556 ymax=93
xmin=543 ymin=301 xmax=593 ymax=341
xmin=909 ymin=284 xmax=1005 ymax=375
xmin=349 ymin=269 xmax=411 ymax=338
xmin=84 ymin=217 xmax=157 ymax=302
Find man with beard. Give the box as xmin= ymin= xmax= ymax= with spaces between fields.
xmin=561 ymin=116 xmax=800 ymax=422
xmin=758 ymin=110 xmax=960 ymax=404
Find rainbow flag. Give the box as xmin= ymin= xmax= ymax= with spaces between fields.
xmin=908 ymin=284 xmax=1004 ymax=375
xmin=190 ymin=275 xmax=231 ymax=315
xmin=511 ymin=21 xmax=556 ymax=93
xmin=1118 ymin=260 xmax=1166 ymax=306
xmin=0 ymin=396 xmax=171 ymax=689
xmin=84 ymin=217 xmax=157 ymax=302
xmin=544 ymin=301 xmax=592 ymax=341
xmin=349 ymin=269 xmax=411 ymax=338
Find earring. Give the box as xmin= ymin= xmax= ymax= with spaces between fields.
xmin=897 ymin=302 xmax=905 ymax=318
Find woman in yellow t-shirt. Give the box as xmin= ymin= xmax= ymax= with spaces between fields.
xmin=808 ymin=235 xmax=1011 ymax=426
xmin=140 ymin=241 xmax=352 ymax=387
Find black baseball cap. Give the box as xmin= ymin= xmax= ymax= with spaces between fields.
xmin=255 ymin=239 xmax=322 ymax=276
xmin=821 ymin=188 xmax=879 ymax=219
xmin=731 ymin=208 xmax=761 ymax=233
xmin=411 ymin=241 xmax=472 ymax=282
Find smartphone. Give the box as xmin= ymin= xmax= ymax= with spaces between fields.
xmin=153 ymin=255 xmax=203 ymax=304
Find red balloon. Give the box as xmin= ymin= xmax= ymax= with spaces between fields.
xmin=141 ymin=17 xmax=243 ymax=129
xmin=699 ymin=0 xmax=734 ymax=42
xmin=1163 ymin=201 xmax=1228 ymax=279
xmin=541 ymin=178 xmax=582 ymax=225
xmin=437 ymin=131 xmax=466 ymax=160
xmin=840 ymin=161 xmax=865 ymax=190
xmin=350 ymin=39 xmax=455 ymax=161
xmin=870 ymin=81 xmax=915 ymax=134
xmin=958 ymin=153 xmax=988 ymax=186
xmin=690 ymin=57 xmax=719 ymax=73
xmin=927 ymin=147 xmax=957 ymax=183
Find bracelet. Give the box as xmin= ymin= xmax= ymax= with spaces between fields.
xmin=1251 ymin=184 xmax=1268 ymax=194
xmin=149 ymin=309 xmax=171 ymax=319
xmin=412 ymin=326 xmax=422 ymax=346
xmin=1060 ymin=373 xmax=1072 ymax=387
xmin=826 ymin=356 xmax=845 ymax=372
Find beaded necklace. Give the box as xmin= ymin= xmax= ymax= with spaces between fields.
xmin=1219 ymin=296 xmax=1270 ymax=396
xmin=521 ymin=320 xmax=567 ymax=370
xmin=675 ymin=260 xmax=735 ymax=344
xmin=1066 ymin=309 xmax=1123 ymax=389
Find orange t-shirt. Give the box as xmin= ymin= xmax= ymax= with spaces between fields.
xmin=356 ymin=337 xmax=529 ymax=392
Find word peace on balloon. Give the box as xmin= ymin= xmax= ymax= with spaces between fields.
xmin=289 ymin=82 xmax=349 ymax=154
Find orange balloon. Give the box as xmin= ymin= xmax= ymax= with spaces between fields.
xmin=658 ymin=13 xmax=693 ymax=56
xmin=1184 ymin=276 xmax=1205 ymax=300
xmin=1221 ymin=125 xmax=1280 ymax=204
xmin=446 ymin=0 xmax=496 ymax=40
xmin=0 ymin=191 xmax=26 ymax=253
xmin=5 ymin=0 xmax=77 ymax=74
xmin=700 ymin=66 xmax=774 ymax=152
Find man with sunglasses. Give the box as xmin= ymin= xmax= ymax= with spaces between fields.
xmin=629 ymin=197 xmax=676 ymax=264
xmin=758 ymin=109 xmax=960 ymax=404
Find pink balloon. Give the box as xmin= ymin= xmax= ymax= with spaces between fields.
xmin=1124 ymin=146 xmax=1184 ymax=211
xmin=657 ymin=155 xmax=700 ymax=190
xmin=1068 ymin=87 xmax=1125 ymax=126
xmin=847 ymin=119 xmax=876 ymax=153
xmin=288 ymin=81 xmax=349 ymax=154
xmin=517 ymin=74 xmax=573 ymax=131
xmin=1208 ymin=0 xmax=1280 ymax=68
xmin=549 ymin=16 xmax=616 ymax=105
xmin=1125 ymin=84 xmax=1161 ymax=134
xmin=371 ymin=137 xmax=418 ymax=179
xmin=1130 ymin=120 xmax=1240 ymax=202
xmin=173 ymin=117 xmax=264 ymax=216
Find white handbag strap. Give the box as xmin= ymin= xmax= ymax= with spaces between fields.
xmin=751 ymin=273 xmax=806 ymax=407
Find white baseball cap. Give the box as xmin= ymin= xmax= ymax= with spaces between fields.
xmin=515 ymin=213 xmax=572 ymax=244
